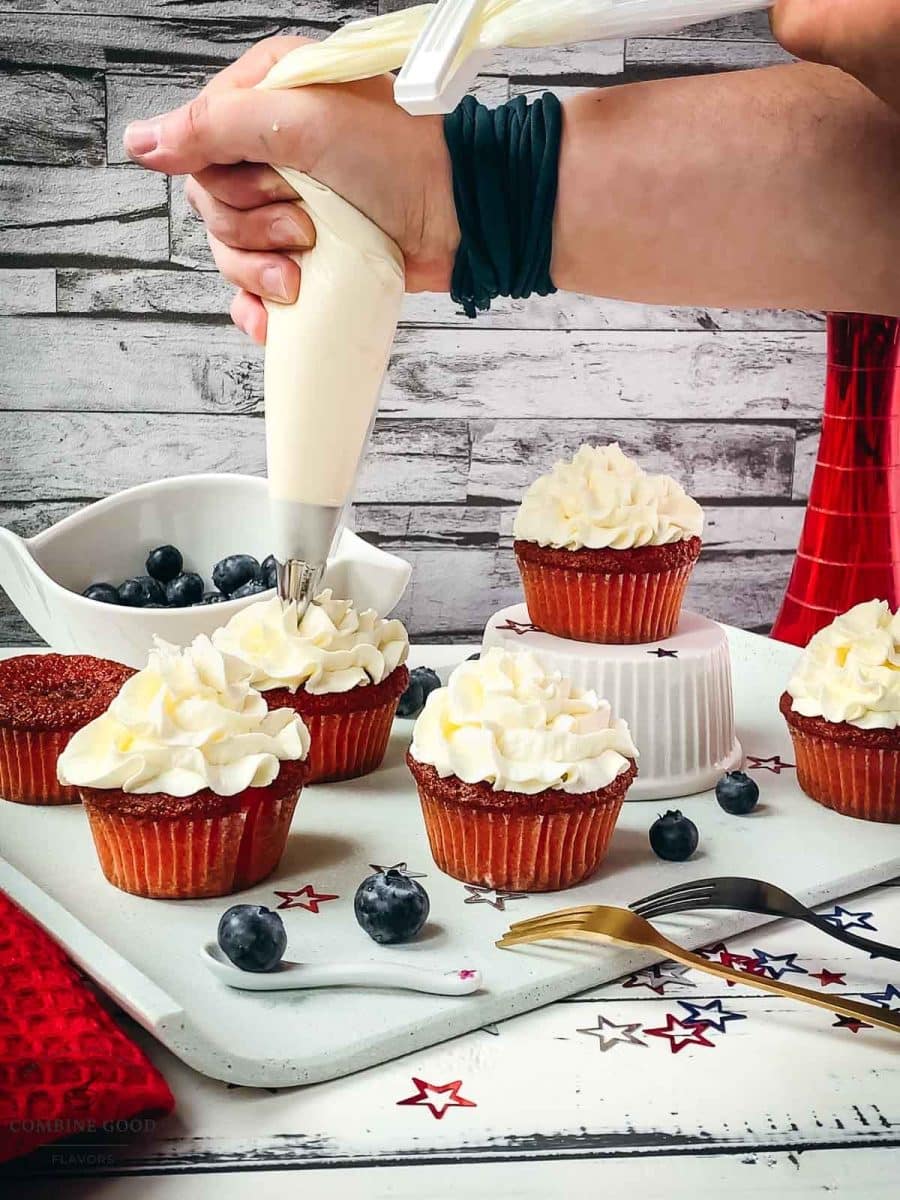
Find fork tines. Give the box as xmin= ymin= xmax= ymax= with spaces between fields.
xmin=630 ymin=878 xmax=719 ymax=920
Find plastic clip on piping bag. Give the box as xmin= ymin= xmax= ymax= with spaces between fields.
xmin=256 ymin=0 xmax=772 ymax=571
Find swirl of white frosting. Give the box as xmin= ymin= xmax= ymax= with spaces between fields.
xmin=212 ymin=591 xmax=409 ymax=696
xmin=787 ymin=599 xmax=900 ymax=731
xmin=56 ymin=635 xmax=310 ymax=796
xmin=409 ymin=647 xmax=638 ymax=795
xmin=513 ymin=443 xmax=704 ymax=551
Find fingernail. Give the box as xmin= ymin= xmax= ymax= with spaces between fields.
xmin=271 ymin=217 xmax=309 ymax=248
xmin=124 ymin=120 xmax=159 ymax=158
xmin=260 ymin=265 xmax=290 ymax=302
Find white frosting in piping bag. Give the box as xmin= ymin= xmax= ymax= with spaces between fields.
xmin=410 ymin=647 xmax=638 ymax=795
xmin=213 ymin=592 xmax=409 ymax=695
xmin=57 ymin=636 xmax=310 ymax=797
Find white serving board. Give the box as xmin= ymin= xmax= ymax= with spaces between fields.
xmin=1 ymin=631 xmax=899 ymax=1088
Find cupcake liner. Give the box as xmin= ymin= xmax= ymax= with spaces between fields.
xmin=409 ymin=756 xmax=636 ymax=892
xmin=264 ymin=666 xmax=408 ymax=784
xmin=82 ymin=806 xmax=247 ymax=899
xmin=515 ymin=549 xmax=697 ymax=644
xmin=0 ymin=726 xmax=79 ymax=805
xmin=232 ymin=784 xmax=301 ymax=891
xmin=786 ymin=727 xmax=900 ymax=823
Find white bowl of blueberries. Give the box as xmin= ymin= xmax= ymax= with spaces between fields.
xmin=0 ymin=474 xmax=411 ymax=668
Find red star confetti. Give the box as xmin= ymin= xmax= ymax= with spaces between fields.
xmin=458 ymin=969 xmax=478 ymax=980
xmin=397 ymin=1078 xmax=477 ymax=1120
xmin=273 ymin=884 xmax=339 ymax=913
xmin=496 ymin=619 xmax=541 ymax=636
xmin=832 ymin=1015 xmax=872 ymax=1033
xmin=810 ymin=968 xmax=846 ymax=988
xmin=644 ymin=1014 xmax=716 ymax=1054
xmin=715 ymin=948 xmax=767 ymax=986
xmin=746 ymin=754 xmax=795 ymax=774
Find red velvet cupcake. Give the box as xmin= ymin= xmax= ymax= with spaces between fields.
xmin=0 ymin=653 xmax=134 ymax=805
xmin=512 ymin=443 xmax=704 ymax=643
xmin=57 ymin=635 xmax=310 ymax=898
xmin=408 ymin=648 xmax=638 ymax=891
xmin=213 ymin=592 xmax=410 ymax=784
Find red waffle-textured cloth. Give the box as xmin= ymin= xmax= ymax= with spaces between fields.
xmin=0 ymin=890 xmax=174 ymax=1163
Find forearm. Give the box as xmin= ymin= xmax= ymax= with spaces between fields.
xmin=552 ymin=63 xmax=900 ymax=315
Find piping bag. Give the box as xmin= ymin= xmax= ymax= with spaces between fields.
xmin=258 ymin=0 xmax=772 ymax=610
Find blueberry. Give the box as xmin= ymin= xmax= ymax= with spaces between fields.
xmin=230 ymin=580 xmax=267 ymax=600
xmin=164 ymin=572 xmax=205 ymax=608
xmin=649 ymin=810 xmax=699 ymax=862
xmin=354 ymin=869 xmax=430 ymax=945
xmin=217 ymin=904 xmax=287 ymax=973
xmin=145 ymin=545 xmax=183 ymax=584
xmin=396 ymin=666 xmax=442 ymax=719
xmin=715 ymin=770 xmax=760 ymax=816
xmin=82 ymin=582 xmax=119 ymax=605
xmin=212 ymin=554 xmax=260 ymax=596
xmin=260 ymin=554 xmax=278 ymax=590
xmin=195 ymin=591 xmax=225 ymax=606
xmin=118 ymin=576 xmax=166 ymax=607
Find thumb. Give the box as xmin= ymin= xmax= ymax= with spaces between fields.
xmin=123 ymin=87 xmax=315 ymax=175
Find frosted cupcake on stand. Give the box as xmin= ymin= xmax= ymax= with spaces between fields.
xmin=213 ymin=592 xmax=409 ymax=783
xmin=781 ymin=599 xmax=900 ymax=822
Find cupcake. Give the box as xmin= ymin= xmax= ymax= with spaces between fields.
xmin=781 ymin=599 xmax=900 ymax=822
xmin=407 ymin=648 xmax=638 ymax=891
xmin=513 ymin=443 xmax=703 ymax=643
xmin=213 ymin=592 xmax=409 ymax=783
xmin=57 ymin=636 xmax=310 ymax=898
xmin=0 ymin=654 xmax=134 ymax=806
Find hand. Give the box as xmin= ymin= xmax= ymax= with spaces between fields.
xmin=772 ymin=0 xmax=900 ymax=112
xmin=123 ymin=37 xmax=459 ymax=343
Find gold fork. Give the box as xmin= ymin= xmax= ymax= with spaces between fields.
xmin=497 ymin=905 xmax=900 ymax=1035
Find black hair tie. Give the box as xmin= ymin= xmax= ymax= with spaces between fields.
xmin=444 ymin=93 xmax=562 ymax=318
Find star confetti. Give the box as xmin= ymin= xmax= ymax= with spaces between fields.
xmin=496 ymin=619 xmax=541 ymax=636
xmin=577 ymin=1015 xmax=647 ymax=1052
xmin=368 ymin=862 xmax=428 ymax=879
xmin=751 ymin=949 xmax=808 ymax=980
xmin=810 ymin=968 xmax=846 ymax=988
xmin=647 ymin=647 xmax=678 ymax=659
xmin=397 ymin=1078 xmax=477 ymax=1120
xmin=678 ymin=999 xmax=747 ymax=1034
xmin=832 ymin=1014 xmax=872 ymax=1033
xmin=746 ymin=755 xmax=795 ymax=774
xmin=622 ymin=962 xmax=696 ymax=994
xmin=463 ymin=884 xmax=528 ymax=911
xmin=859 ymin=984 xmax=900 ymax=1010
xmin=713 ymin=948 xmax=767 ymax=986
xmin=821 ymin=906 xmax=877 ymax=933
xmin=644 ymin=1014 xmax=716 ymax=1054
xmin=273 ymin=884 xmax=339 ymax=913
xmin=481 ymin=1024 xmax=500 ymax=1036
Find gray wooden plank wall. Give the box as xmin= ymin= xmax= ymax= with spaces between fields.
xmin=0 ymin=2 xmax=814 ymax=643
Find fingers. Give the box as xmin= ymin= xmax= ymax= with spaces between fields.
xmin=208 ymin=233 xmax=300 ymax=305
xmin=191 ymin=162 xmax=297 ymax=209
xmin=123 ymin=85 xmax=317 ymax=175
xmin=230 ymin=290 xmax=268 ymax=345
xmin=185 ymin=176 xmax=313 ymax=252
xmin=204 ymin=35 xmax=314 ymax=95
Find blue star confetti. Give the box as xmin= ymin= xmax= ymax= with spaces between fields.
xmin=859 ymin=984 xmax=900 ymax=1010
xmin=751 ymin=949 xmax=808 ymax=980
xmin=821 ymin=906 xmax=877 ymax=933
xmin=678 ymin=999 xmax=747 ymax=1034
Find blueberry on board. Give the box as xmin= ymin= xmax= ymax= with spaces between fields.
xmin=195 ymin=591 xmax=225 ymax=606
xmin=396 ymin=666 xmax=442 ymax=719
xmin=117 ymin=575 xmax=166 ymax=607
xmin=354 ymin=869 xmax=430 ymax=945
xmin=82 ymin=582 xmax=120 ymax=605
xmin=217 ymin=904 xmax=287 ymax=973
xmin=260 ymin=554 xmax=278 ymax=590
xmin=649 ymin=810 xmax=699 ymax=862
xmin=145 ymin=544 xmax=183 ymax=584
xmin=212 ymin=554 xmax=260 ymax=596
xmin=230 ymin=580 xmax=267 ymax=600
xmin=715 ymin=771 xmax=760 ymax=816
xmin=164 ymin=572 xmax=205 ymax=608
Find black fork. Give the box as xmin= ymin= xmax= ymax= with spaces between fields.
xmin=630 ymin=876 xmax=900 ymax=962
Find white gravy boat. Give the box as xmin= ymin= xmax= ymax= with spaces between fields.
xmin=0 ymin=474 xmax=411 ymax=668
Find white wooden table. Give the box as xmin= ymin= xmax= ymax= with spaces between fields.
xmin=2 ymin=647 xmax=899 ymax=1197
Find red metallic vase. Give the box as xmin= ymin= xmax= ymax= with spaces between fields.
xmin=771 ymin=312 xmax=900 ymax=647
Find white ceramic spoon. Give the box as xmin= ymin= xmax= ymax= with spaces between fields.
xmin=202 ymin=944 xmax=483 ymax=996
